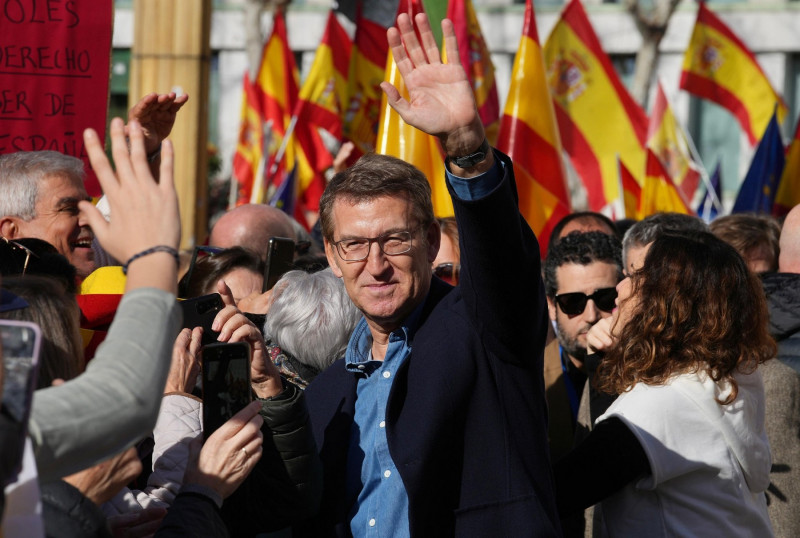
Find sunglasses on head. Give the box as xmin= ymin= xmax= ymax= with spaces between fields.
xmin=1 ymin=237 xmax=38 ymax=276
xmin=555 ymin=287 xmax=617 ymax=316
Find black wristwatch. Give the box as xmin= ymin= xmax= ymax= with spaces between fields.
xmin=448 ymin=138 xmax=490 ymax=169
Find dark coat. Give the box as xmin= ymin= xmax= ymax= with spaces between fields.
xmin=301 ymin=152 xmax=561 ymax=537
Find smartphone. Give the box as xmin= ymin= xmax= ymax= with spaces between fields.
xmin=263 ymin=237 xmax=295 ymax=293
xmin=201 ymin=342 xmax=252 ymax=440
xmin=180 ymin=293 xmax=224 ymax=346
xmin=0 ymin=320 xmax=41 ymax=485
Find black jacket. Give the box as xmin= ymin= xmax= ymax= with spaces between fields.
xmin=300 ymin=151 xmax=561 ymax=537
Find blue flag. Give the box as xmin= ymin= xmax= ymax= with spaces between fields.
xmin=732 ymin=111 xmax=786 ymax=213
xmin=697 ymin=161 xmax=722 ymax=222
xmin=269 ymin=165 xmax=297 ymax=217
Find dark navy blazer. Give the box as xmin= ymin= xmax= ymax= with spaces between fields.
xmin=301 ymin=151 xmax=560 ymax=537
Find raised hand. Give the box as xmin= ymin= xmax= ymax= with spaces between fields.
xmin=79 ymin=118 xmax=180 ymax=292
xmin=380 ymin=13 xmax=485 ymax=159
xmin=128 ymin=92 xmax=189 ymax=156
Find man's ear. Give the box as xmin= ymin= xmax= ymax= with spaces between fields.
xmin=324 ymin=239 xmax=343 ymax=278
xmin=546 ymin=296 xmax=558 ymax=322
xmin=426 ymin=220 xmax=441 ymax=263
xmin=0 ymin=217 xmax=20 ymax=239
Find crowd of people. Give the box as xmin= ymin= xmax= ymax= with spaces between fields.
xmin=0 ymin=11 xmax=797 ymax=538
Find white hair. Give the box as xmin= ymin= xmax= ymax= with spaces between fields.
xmin=0 ymin=151 xmax=85 ymax=220
xmin=264 ymin=268 xmax=361 ymax=373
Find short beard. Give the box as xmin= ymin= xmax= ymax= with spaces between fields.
xmin=555 ymin=318 xmax=588 ymax=364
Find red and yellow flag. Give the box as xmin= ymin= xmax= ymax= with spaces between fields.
xmin=647 ymin=82 xmax=701 ymax=203
xmin=377 ymin=0 xmax=450 ymax=217
xmin=252 ymin=10 xmax=298 ymax=204
xmin=496 ymin=0 xmax=569 ymax=252
xmin=640 ymin=149 xmax=693 ymax=217
xmin=232 ymin=73 xmax=264 ymax=205
xmin=344 ymin=10 xmax=389 ymax=157
xmin=446 ymin=0 xmax=500 ymax=145
xmin=773 ymin=116 xmax=800 ymax=217
xmin=252 ymin=10 xmax=332 ymax=222
xmin=296 ymin=10 xmax=352 ymax=139
xmin=618 ymin=157 xmax=641 ymax=219
xmin=680 ymin=2 xmax=787 ymax=146
xmin=543 ymin=0 xmax=648 ymax=212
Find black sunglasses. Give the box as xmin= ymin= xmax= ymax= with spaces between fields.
xmin=555 ymin=287 xmax=617 ymax=316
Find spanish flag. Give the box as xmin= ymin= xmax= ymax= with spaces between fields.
xmin=497 ymin=0 xmax=569 ymax=252
xmin=252 ymin=9 xmax=298 ymax=204
xmin=680 ymin=2 xmax=787 ymax=146
xmin=376 ymin=0 xmax=451 ymax=218
xmin=543 ymin=0 xmax=648 ymax=213
xmin=774 ymin=116 xmax=800 ymax=217
xmin=647 ymin=82 xmax=702 ymax=203
xmin=447 ymin=0 xmax=500 ymax=145
xmin=296 ymin=10 xmax=352 ymax=139
xmin=344 ymin=9 xmax=389 ymax=157
xmin=231 ymin=73 xmax=264 ymax=205
xmin=253 ymin=10 xmax=332 ymax=221
xmin=640 ymin=149 xmax=693 ymax=217
xmin=618 ymin=157 xmax=641 ymax=219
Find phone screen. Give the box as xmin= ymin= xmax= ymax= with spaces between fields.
xmin=0 ymin=320 xmax=41 ymax=485
xmin=202 ymin=342 xmax=252 ymax=439
xmin=263 ymin=237 xmax=295 ymax=292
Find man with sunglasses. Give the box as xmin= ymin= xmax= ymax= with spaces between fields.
xmin=543 ymin=231 xmax=623 ymax=461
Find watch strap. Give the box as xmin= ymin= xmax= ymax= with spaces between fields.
xmin=448 ymin=138 xmax=490 ymax=169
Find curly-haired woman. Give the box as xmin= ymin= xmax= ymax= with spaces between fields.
xmin=554 ymin=231 xmax=776 ymax=537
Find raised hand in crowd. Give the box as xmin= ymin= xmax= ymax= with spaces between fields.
xmin=79 ymin=117 xmax=180 ymax=293
xmin=165 ymin=327 xmax=203 ymax=394
xmin=380 ymin=13 xmax=491 ymax=175
xmin=62 ymin=447 xmax=142 ymax=506
xmin=184 ymin=401 xmax=264 ymax=500
xmin=128 ymin=92 xmax=189 ymax=158
xmin=213 ymin=281 xmax=283 ymax=399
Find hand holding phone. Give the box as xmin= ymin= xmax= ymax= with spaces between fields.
xmin=180 ymin=293 xmax=224 ymax=346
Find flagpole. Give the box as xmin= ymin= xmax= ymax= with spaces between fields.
xmin=683 ymin=119 xmax=723 ymax=215
xmin=250 ymin=120 xmax=274 ymax=205
xmin=615 ymin=154 xmax=627 ymax=219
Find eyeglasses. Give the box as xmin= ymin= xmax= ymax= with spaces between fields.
xmin=1 ymin=237 xmax=38 ymax=276
xmin=554 ymin=287 xmax=617 ymax=316
xmin=332 ymin=228 xmax=419 ymax=262
xmin=433 ymin=262 xmax=460 ymax=286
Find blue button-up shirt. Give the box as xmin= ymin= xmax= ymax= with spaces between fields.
xmin=345 ymin=157 xmax=503 ymax=536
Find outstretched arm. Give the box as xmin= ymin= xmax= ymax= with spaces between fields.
xmin=380 ymin=13 xmax=494 ymax=177
xmin=128 ymin=92 xmax=189 ymax=175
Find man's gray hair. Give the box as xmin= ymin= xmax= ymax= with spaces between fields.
xmin=0 ymin=151 xmax=85 ymax=220
xmin=264 ymin=268 xmax=361 ymax=373
xmin=622 ymin=213 xmax=708 ymax=265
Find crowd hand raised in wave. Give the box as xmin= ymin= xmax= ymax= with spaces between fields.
xmin=127 ymin=92 xmax=189 ymax=158
xmin=79 ymin=118 xmax=180 ymax=293
xmin=213 ymin=280 xmax=283 ymax=399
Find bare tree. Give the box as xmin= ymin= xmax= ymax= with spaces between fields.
xmin=625 ymin=0 xmax=682 ymax=107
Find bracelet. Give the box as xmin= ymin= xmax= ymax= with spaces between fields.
xmin=147 ymin=143 xmax=162 ymax=163
xmin=122 ymin=245 xmax=179 ymax=275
